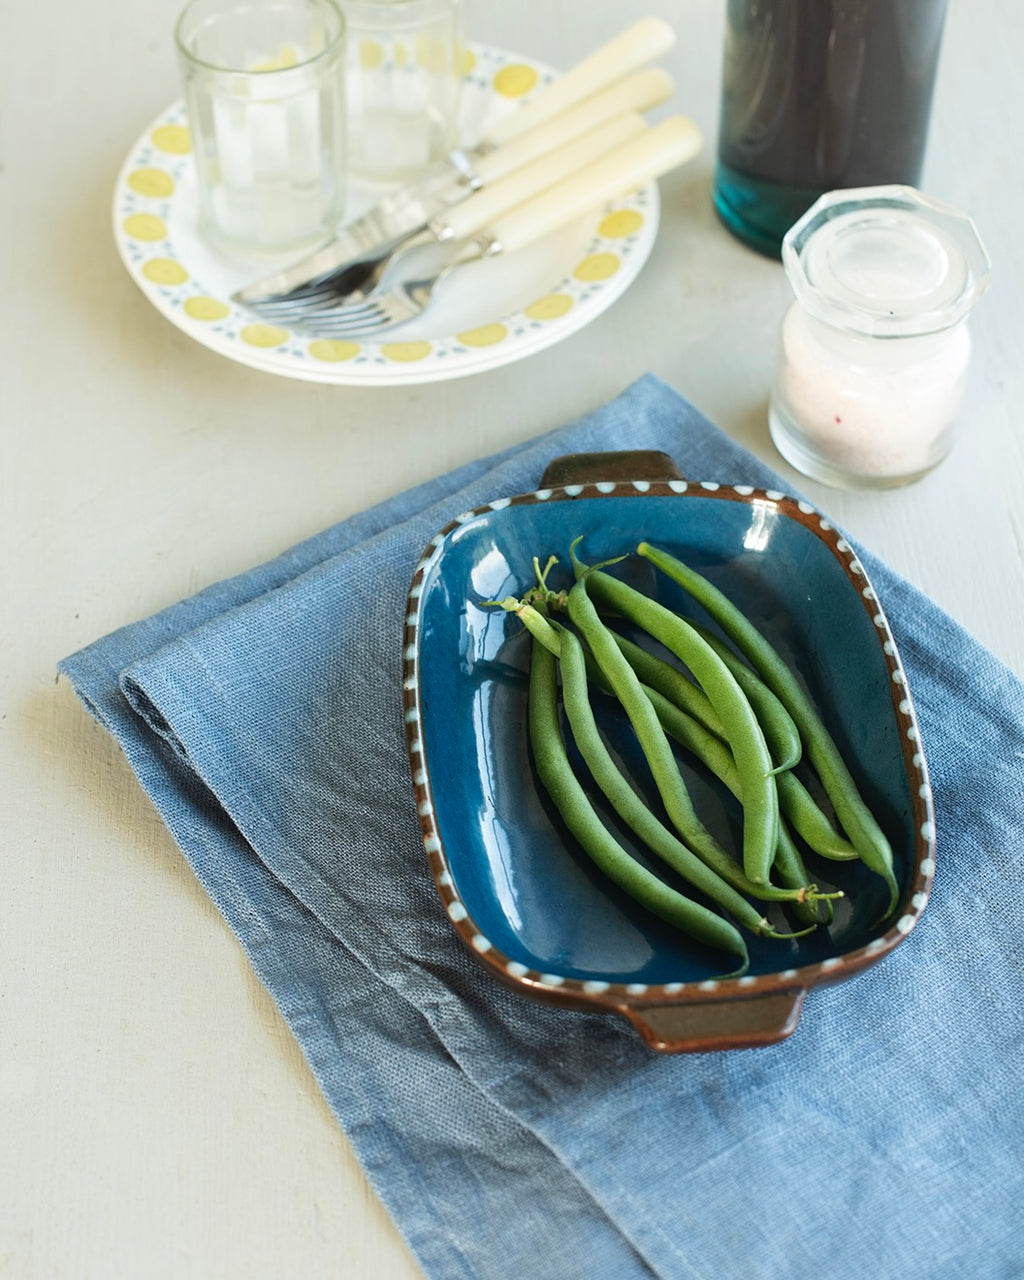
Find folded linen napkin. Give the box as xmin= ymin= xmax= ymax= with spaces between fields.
xmin=60 ymin=375 xmax=1024 ymax=1280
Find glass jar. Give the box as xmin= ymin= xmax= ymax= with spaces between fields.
xmin=769 ymin=186 xmax=991 ymax=489
xmin=714 ymin=0 xmax=948 ymax=258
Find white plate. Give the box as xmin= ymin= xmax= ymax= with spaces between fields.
xmin=111 ymin=44 xmax=660 ymax=386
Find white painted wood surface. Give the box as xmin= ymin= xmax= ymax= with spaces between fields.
xmin=2 ymin=0 xmax=1021 ymax=1275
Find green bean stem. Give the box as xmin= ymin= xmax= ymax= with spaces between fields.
xmin=528 ymin=639 xmax=750 ymax=975
xmin=576 ymin=563 xmax=780 ymax=885
xmin=637 ymin=541 xmax=899 ymax=914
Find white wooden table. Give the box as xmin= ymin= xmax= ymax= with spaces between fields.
xmin=3 ymin=0 xmax=1021 ymax=1275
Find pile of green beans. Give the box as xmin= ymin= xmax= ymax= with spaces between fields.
xmin=492 ymin=540 xmax=895 ymax=975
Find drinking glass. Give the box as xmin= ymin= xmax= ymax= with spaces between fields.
xmin=341 ymin=0 xmax=462 ymax=185
xmin=176 ymin=0 xmax=347 ymax=258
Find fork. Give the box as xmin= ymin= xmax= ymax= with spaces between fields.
xmin=233 ymin=64 xmax=675 ymax=318
xmin=236 ymin=108 xmax=651 ymax=325
xmin=277 ymin=115 xmax=703 ymax=339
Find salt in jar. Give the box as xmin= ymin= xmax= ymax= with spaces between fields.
xmin=769 ymin=186 xmax=991 ymax=488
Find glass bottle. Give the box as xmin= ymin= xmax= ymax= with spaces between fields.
xmin=714 ymin=0 xmax=948 ymax=257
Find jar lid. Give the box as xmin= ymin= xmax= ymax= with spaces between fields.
xmin=782 ymin=186 xmax=991 ymax=338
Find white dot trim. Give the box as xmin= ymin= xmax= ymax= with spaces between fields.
xmin=488 ymin=497 xmax=510 ymax=510
xmin=564 ymin=484 xmax=583 ymax=496
xmin=506 ymin=961 xmax=528 ymax=979
xmin=447 ymin=901 xmax=468 ymax=922
xmin=668 ymin=480 xmax=688 ymax=493
xmin=583 ymin=980 xmax=610 ymax=994
xmin=632 ymin=480 xmax=651 ymax=493
xmin=472 ymin=934 xmax=492 ymax=952
xmin=596 ymin=481 xmax=616 ymax=493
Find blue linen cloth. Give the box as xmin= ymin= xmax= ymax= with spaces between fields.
xmin=60 ymin=375 xmax=1024 ymax=1280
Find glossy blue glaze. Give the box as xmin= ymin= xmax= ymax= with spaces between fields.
xmin=415 ymin=491 xmax=916 ymax=984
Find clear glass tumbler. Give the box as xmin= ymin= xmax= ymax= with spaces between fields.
xmin=340 ymin=0 xmax=462 ymax=185
xmin=175 ymin=0 xmax=347 ymax=258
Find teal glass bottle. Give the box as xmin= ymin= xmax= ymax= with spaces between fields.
xmin=713 ymin=0 xmax=949 ymax=258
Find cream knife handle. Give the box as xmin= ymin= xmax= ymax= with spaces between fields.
xmin=488 ymin=115 xmax=702 ymax=255
xmin=484 ymin=17 xmax=676 ymax=148
xmin=442 ymin=113 xmax=648 ymax=241
xmin=474 ymin=67 xmax=673 ymax=186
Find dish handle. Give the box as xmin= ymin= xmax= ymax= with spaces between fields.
xmin=541 ymin=450 xmax=685 ymax=488
xmin=619 ymin=987 xmax=807 ymax=1053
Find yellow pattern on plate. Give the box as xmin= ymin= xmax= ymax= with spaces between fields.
xmin=574 ymin=252 xmax=621 ymax=283
xmin=142 ymin=258 xmax=188 ymax=285
xmin=309 ymin=339 xmax=361 ymax=362
xmin=382 ymin=341 xmax=432 ymax=363
xmin=599 ymin=210 xmax=644 ymax=238
xmin=525 ymin=294 xmax=574 ymax=321
xmin=184 ymin=296 xmax=231 ymax=322
xmin=493 ymin=64 xmax=538 ymax=97
xmin=150 ymin=125 xmax=191 ymax=154
xmin=124 ymin=213 xmax=168 ymax=242
xmin=128 ymin=168 xmax=176 ymax=198
xmin=457 ymin=323 xmax=508 ymax=348
xmin=241 ymin=324 xmax=289 ymax=348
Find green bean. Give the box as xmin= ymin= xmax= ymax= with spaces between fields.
xmin=637 ymin=541 xmax=899 ymax=915
xmin=775 ymin=772 xmax=860 ymax=862
xmin=527 ymin=638 xmax=750 ymax=974
xmin=685 ymin=621 xmax=802 ymax=774
xmin=575 ymin=561 xmax=780 ymax=885
xmin=610 ymin=628 xmax=852 ymax=862
xmin=639 ymin=681 xmax=840 ymax=917
xmin=556 ymin=625 xmax=822 ymax=932
xmin=610 ymin=633 xmax=727 ymax=742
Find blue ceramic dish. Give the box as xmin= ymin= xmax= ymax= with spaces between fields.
xmin=403 ymin=452 xmax=935 ymax=1052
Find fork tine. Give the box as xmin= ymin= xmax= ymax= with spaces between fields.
xmin=301 ymin=302 xmax=403 ymax=338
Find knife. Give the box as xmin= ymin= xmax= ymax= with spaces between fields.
xmin=233 ymin=18 xmax=675 ymax=305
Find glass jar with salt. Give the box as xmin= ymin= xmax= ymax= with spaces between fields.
xmin=769 ymin=186 xmax=991 ymax=489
